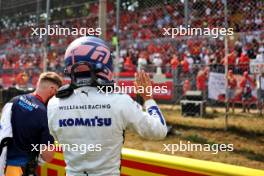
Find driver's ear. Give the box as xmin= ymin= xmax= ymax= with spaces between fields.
xmin=50 ymin=86 xmax=56 ymax=95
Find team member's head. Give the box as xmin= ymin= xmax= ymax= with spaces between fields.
xmin=63 ymin=36 xmax=113 ymax=87
xmin=35 ymin=72 xmax=63 ymax=103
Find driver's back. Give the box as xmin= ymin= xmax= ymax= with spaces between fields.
xmin=48 ymin=86 xmax=167 ymax=176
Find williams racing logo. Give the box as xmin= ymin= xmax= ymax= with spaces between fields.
xmin=59 ymin=116 xmax=112 ymax=127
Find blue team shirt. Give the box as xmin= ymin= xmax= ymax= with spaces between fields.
xmin=6 ymin=94 xmax=54 ymax=166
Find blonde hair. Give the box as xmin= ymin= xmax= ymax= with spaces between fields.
xmin=38 ymin=72 xmax=63 ymax=87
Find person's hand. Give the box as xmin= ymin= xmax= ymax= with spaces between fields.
xmin=134 ymin=70 xmax=153 ymax=101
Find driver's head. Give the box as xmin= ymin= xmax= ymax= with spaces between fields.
xmin=64 ymin=36 xmax=113 ymax=86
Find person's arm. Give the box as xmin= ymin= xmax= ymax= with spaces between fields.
xmin=0 ymin=102 xmax=13 ymax=132
xmin=44 ymin=97 xmax=62 ymax=162
xmin=240 ymin=79 xmax=245 ymax=88
xmin=0 ymin=103 xmax=13 ymax=175
xmin=47 ymin=97 xmax=59 ymax=141
xmin=121 ymin=95 xmax=167 ymax=140
xmin=120 ymin=71 xmax=167 ymax=140
xmin=40 ymin=146 xmax=55 ymax=162
xmin=39 ymin=112 xmax=55 ymax=162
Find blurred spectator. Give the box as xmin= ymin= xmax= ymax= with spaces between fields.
xmin=255 ymin=46 xmax=264 ymax=63
xmin=238 ymin=53 xmax=250 ymax=73
xmin=170 ymin=54 xmax=179 ymax=70
xmin=227 ymin=70 xmax=237 ymax=113
xmin=183 ymin=80 xmax=191 ymax=96
xmin=117 ymin=56 xmax=125 ymax=72
xmin=137 ymin=57 xmax=147 ymax=72
xmin=170 ymin=54 xmax=180 ymax=86
xmin=221 ymin=47 xmax=241 ymax=71
xmin=0 ymin=0 xmax=263 ymax=105
xmin=152 ymin=53 xmax=163 ymax=74
xmin=15 ymin=71 xmax=29 ymax=90
xmin=181 ymin=57 xmax=190 ymax=74
xmin=124 ymin=54 xmax=136 ymax=72
xmin=240 ymin=71 xmax=256 ymax=113
xmin=196 ymin=67 xmax=209 ymax=99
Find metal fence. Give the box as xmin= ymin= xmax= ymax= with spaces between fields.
xmin=0 ymin=0 xmax=264 ymax=124
xmin=115 ymin=0 xmax=263 ymax=124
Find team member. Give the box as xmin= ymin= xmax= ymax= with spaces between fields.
xmin=0 ymin=72 xmax=63 ymax=176
xmin=47 ymin=36 xmax=167 ymax=176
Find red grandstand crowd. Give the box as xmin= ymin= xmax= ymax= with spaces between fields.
xmin=0 ymin=0 xmax=263 ymax=97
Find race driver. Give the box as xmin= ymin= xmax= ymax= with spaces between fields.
xmin=47 ymin=36 xmax=168 ymax=176
xmin=0 ymin=72 xmax=63 ymax=176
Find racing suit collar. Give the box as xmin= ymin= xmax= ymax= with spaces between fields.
xmin=76 ymin=86 xmax=98 ymax=93
xmin=32 ymin=93 xmax=45 ymax=104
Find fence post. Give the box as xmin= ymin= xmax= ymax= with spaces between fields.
xmin=224 ymin=0 xmax=229 ymax=130
xmin=115 ymin=0 xmax=121 ymax=84
xmin=36 ymin=0 xmax=41 ymax=26
xmin=99 ymin=0 xmax=107 ymax=40
xmin=44 ymin=0 xmax=50 ymax=72
xmin=184 ymin=0 xmax=189 ymax=27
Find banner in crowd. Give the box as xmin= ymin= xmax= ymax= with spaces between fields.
xmin=208 ymin=72 xmax=226 ymax=100
xmin=208 ymin=72 xmax=257 ymax=103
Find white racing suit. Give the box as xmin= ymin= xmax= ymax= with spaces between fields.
xmin=0 ymin=103 xmax=13 ymax=176
xmin=47 ymin=86 xmax=167 ymax=176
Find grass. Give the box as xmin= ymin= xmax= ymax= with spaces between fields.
xmin=184 ymin=134 xmax=213 ymax=144
xmin=124 ymin=105 xmax=264 ymax=170
xmin=1 ymin=105 xmax=263 ymax=170
xmin=161 ymin=104 xmax=264 ymax=135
